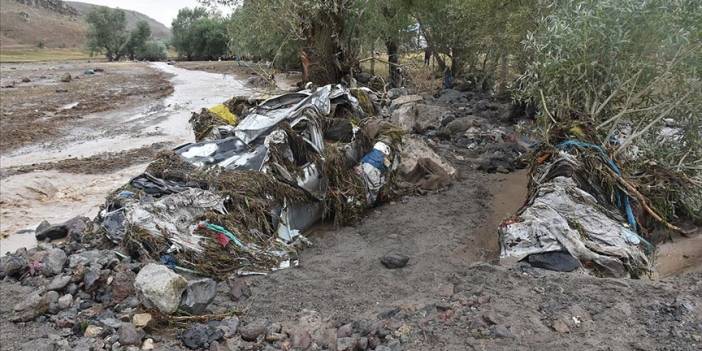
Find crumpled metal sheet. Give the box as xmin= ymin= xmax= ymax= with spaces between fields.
xmin=499 ymin=176 xmax=650 ymax=277
xmin=124 ymin=188 xmax=227 ymax=253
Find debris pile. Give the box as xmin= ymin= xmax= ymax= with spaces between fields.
xmin=95 ymin=84 xmax=454 ymax=278
xmin=499 ymin=141 xmax=662 ymax=277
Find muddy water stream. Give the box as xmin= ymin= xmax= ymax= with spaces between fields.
xmin=0 ymin=63 xmax=254 ymax=253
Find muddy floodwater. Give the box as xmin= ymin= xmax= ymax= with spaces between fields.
xmin=0 ymin=62 xmax=255 ymax=253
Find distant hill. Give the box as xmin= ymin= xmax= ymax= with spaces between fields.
xmin=0 ymin=0 xmax=171 ymax=50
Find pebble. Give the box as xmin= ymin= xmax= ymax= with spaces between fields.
xmin=381 ymin=252 xmax=409 ymax=269
xmin=58 ymin=294 xmax=73 ymax=310
xmin=552 ymin=319 xmax=570 ymax=333
xmin=84 ymin=325 xmax=104 ymax=338
xmin=239 ymin=320 xmax=268 ymax=341
xmin=132 ymin=313 xmax=153 ymax=328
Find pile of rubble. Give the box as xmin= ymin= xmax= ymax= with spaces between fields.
xmin=1 ymin=83 xmax=458 ymax=350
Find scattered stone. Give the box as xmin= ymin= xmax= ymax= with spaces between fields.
xmin=217 ymin=317 xmax=239 ymax=338
xmin=119 ymin=323 xmax=144 ymax=346
xmin=63 ymin=216 xmax=89 ymax=239
xmin=36 ymin=220 xmax=51 ymax=233
xmin=552 ymin=319 xmax=570 ymax=333
xmin=1 ymin=254 xmax=28 ymax=277
xmin=493 ymin=325 xmax=513 ymax=338
xmin=381 ymin=252 xmax=409 ymax=269
xmin=12 ymin=292 xmax=49 ymax=321
xmin=133 ymin=313 xmax=153 ymax=328
xmin=482 ymin=312 xmax=499 ymax=325
xmin=60 ymin=73 xmax=72 ymax=82
xmin=228 ymin=277 xmax=251 ymax=301
xmin=46 ymin=290 xmax=60 ymax=304
xmin=84 ymin=325 xmax=104 ymax=337
xmin=387 ymin=87 xmax=408 ymax=100
xmin=47 ymin=274 xmax=71 ymax=291
xmin=291 ymin=329 xmax=312 ymax=350
xmin=20 ymin=338 xmax=55 ymax=351
xmin=36 ymin=225 xmax=68 ymax=242
xmin=134 ymin=263 xmax=187 ymax=314
xmin=83 ymin=268 xmax=101 ymax=291
xmin=141 ymin=338 xmax=154 ymax=350
xmin=58 ymin=294 xmax=73 ymax=310
xmin=180 ymin=323 xmax=224 ymax=349
xmin=180 ymin=278 xmax=217 ymax=314
xmin=337 ymin=323 xmax=353 ymax=338
xmin=21 ymin=77 xmax=31 ymax=83
xmin=239 ymin=320 xmax=268 ymax=341
xmin=42 ymin=248 xmax=67 ymax=276
xmin=377 ymin=307 xmax=400 ymax=319
xmin=337 ymin=337 xmax=357 ymax=351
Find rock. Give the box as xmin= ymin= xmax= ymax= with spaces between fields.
xmin=41 ymin=248 xmax=67 ymax=276
xmin=111 ymin=266 xmax=136 ymax=304
xmin=217 ymin=317 xmax=239 ymax=337
xmin=337 ymin=323 xmax=353 ymax=338
xmin=239 ymin=320 xmax=268 ymax=341
xmin=119 ymin=323 xmax=144 ymax=346
xmin=58 ymin=294 xmax=73 ymax=310
xmin=228 ymin=277 xmax=251 ymax=301
xmin=60 ymin=73 xmax=72 ymax=82
xmin=552 ymin=319 xmax=570 ymax=333
xmin=180 ymin=323 xmax=224 ymax=349
xmin=36 ymin=220 xmax=51 ymax=234
xmin=387 ymin=87 xmax=408 ymax=100
xmin=36 ymin=225 xmax=68 ymax=242
xmin=83 ymin=268 xmax=101 ymax=291
xmin=391 ymin=102 xmax=447 ymax=133
xmin=133 ymin=313 xmax=153 ymax=328
xmin=1 ymin=254 xmax=27 ymax=277
xmin=399 ymin=135 xmax=457 ymax=178
xmin=443 ymin=116 xmax=480 ymax=135
xmin=356 ymin=72 xmax=372 ymax=84
xmin=381 ymin=252 xmax=409 ymax=269
xmin=63 ymin=216 xmax=89 ymax=239
xmin=46 ymin=290 xmax=59 ymax=304
xmin=84 ymin=325 xmax=104 ymax=337
xmin=390 ymin=103 xmax=417 ymax=132
xmin=482 ymin=312 xmax=499 ymax=325
xmin=21 ymin=338 xmax=56 ymax=351
xmin=21 ymin=77 xmax=31 ymax=83
xmin=12 ymin=292 xmax=49 ymax=321
xmin=141 ymin=338 xmax=154 ymax=350
xmin=390 ymin=94 xmax=423 ymax=110
xmin=493 ymin=325 xmax=513 ymax=338
xmin=180 ymin=278 xmax=217 ymax=314
xmin=134 ymin=263 xmax=187 ymax=314
xmin=47 ymin=274 xmax=71 ymax=291
xmin=291 ymin=329 xmax=312 ymax=349
xmin=337 ymin=337 xmax=357 ymax=351
xmin=437 ymin=89 xmax=468 ymax=104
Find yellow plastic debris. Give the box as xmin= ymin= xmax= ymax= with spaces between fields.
xmin=208 ymin=104 xmax=237 ymax=125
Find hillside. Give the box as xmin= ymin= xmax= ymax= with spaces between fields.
xmin=0 ymin=0 xmax=170 ymax=50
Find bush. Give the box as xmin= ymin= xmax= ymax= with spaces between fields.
xmin=518 ymin=0 xmax=702 ymax=223
xmin=136 ymin=40 xmax=167 ymax=61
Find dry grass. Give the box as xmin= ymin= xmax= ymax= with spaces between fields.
xmin=0 ymin=47 xmax=94 ymax=62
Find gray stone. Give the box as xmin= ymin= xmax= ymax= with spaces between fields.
xmin=21 ymin=338 xmax=56 ymax=351
xmin=63 ymin=216 xmax=89 ymax=239
xmin=493 ymin=325 xmax=513 ymax=338
xmin=134 ymin=263 xmax=187 ymax=314
xmin=83 ymin=268 xmax=101 ymax=291
xmin=381 ymin=252 xmax=409 ymax=269
xmin=337 ymin=323 xmax=353 ymax=338
xmin=41 ymin=248 xmax=67 ymax=276
xmin=36 ymin=225 xmax=68 ymax=242
xmin=443 ymin=116 xmax=480 ymax=135
xmin=12 ymin=292 xmax=49 ymax=321
xmin=387 ymin=87 xmax=408 ymax=100
xmin=36 ymin=220 xmax=51 ymax=234
xmin=180 ymin=323 xmax=224 ymax=349
xmin=47 ymin=275 xmax=71 ymax=291
xmin=58 ymin=294 xmax=73 ymax=310
xmin=239 ymin=320 xmax=268 ymax=341
xmin=217 ymin=317 xmax=239 ymax=338
xmin=119 ymin=323 xmax=144 ymax=346
xmin=390 ymin=94 xmax=423 ymax=110
xmin=337 ymin=337 xmax=357 ymax=351
xmin=60 ymin=73 xmax=71 ymax=82
xmin=46 ymin=290 xmax=60 ymax=304
xmin=1 ymin=254 xmax=27 ymax=277
xmin=180 ymin=278 xmax=217 ymax=314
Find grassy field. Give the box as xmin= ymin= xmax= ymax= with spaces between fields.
xmin=0 ymin=48 xmax=95 ymax=63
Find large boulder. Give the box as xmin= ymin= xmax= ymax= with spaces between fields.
xmin=389 ymin=94 xmax=423 ymax=110
xmin=180 ymin=278 xmax=217 ymax=314
xmin=391 ymin=103 xmax=448 ymax=133
xmin=134 ymin=264 xmax=187 ymax=314
xmin=399 ymin=135 xmax=456 ymax=177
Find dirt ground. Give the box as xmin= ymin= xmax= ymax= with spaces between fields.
xmin=0 ymin=61 xmax=173 ymax=153
xmin=175 ymin=61 xmax=301 ymax=89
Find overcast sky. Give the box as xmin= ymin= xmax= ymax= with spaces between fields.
xmin=75 ymin=0 xmax=232 ymax=27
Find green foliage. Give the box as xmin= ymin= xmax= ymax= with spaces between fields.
xmin=518 ymin=0 xmax=702 ymax=222
xmin=172 ymin=7 xmax=229 ymax=60
xmin=124 ymin=21 xmax=152 ymax=60
xmin=135 ymin=40 xmax=168 ymax=61
xmin=85 ymin=7 xmax=128 ymax=61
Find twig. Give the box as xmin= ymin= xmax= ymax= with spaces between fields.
xmin=539 ymin=89 xmax=557 ymax=124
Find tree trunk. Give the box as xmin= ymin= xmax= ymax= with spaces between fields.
xmin=386 ymin=39 xmax=400 ymax=88
xmin=498 ymin=50 xmax=509 ymax=96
